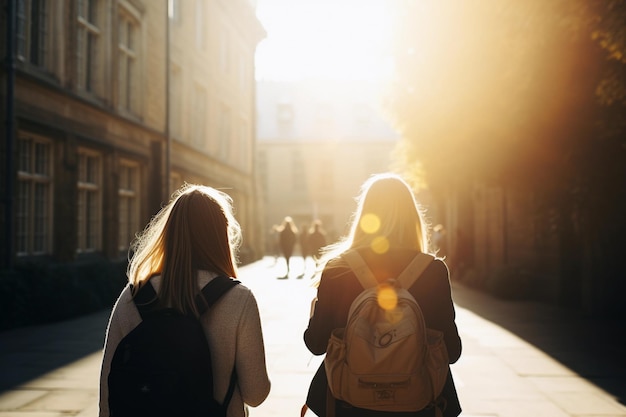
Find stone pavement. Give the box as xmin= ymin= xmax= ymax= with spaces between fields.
xmin=0 ymin=256 xmax=625 ymax=416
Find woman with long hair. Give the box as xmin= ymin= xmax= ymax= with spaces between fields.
xmin=303 ymin=173 xmax=462 ymax=417
xmin=99 ymin=184 xmax=270 ymax=417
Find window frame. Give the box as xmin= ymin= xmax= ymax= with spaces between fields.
xmin=291 ymin=150 xmax=306 ymax=193
xmin=239 ymin=118 xmax=250 ymax=171
xmin=16 ymin=0 xmax=51 ymax=69
xmin=16 ymin=133 xmax=54 ymax=256
xmin=170 ymin=171 xmax=183 ymax=196
xmin=169 ymin=63 xmax=183 ymax=140
xmin=218 ymin=104 xmax=231 ymax=160
xmin=168 ymin=0 xmax=181 ymax=24
xmin=219 ymin=26 xmax=230 ymax=73
xmin=191 ymin=84 xmax=208 ymax=150
xmin=117 ymin=1 xmax=144 ymax=117
xmin=77 ymin=0 xmax=105 ymax=96
xmin=195 ymin=0 xmax=206 ymax=51
xmin=277 ymin=102 xmax=294 ymax=123
xmin=77 ymin=148 xmax=103 ymax=253
xmin=118 ymin=159 xmax=141 ymax=253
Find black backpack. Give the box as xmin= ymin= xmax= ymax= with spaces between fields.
xmin=108 ymin=275 xmax=240 ymax=417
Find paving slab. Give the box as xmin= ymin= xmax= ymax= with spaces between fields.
xmin=0 ymin=256 xmax=624 ymax=417
xmin=0 ymin=389 xmax=48 ymax=410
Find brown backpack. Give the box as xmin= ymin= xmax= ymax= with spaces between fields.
xmin=324 ymin=250 xmax=449 ymax=413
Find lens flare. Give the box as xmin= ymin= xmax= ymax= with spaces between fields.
xmin=377 ymin=284 xmax=397 ymax=311
xmin=360 ymin=213 xmax=380 ymax=234
xmin=371 ymin=236 xmax=389 ymax=254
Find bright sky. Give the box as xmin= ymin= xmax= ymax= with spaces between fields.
xmin=254 ymin=0 xmax=395 ymax=82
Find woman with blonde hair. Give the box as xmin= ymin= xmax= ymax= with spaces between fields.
xmin=100 ymin=184 xmax=270 ymax=417
xmin=303 ymin=173 xmax=462 ymax=417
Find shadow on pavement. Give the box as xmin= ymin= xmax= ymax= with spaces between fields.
xmin=451 ymin=282 xmax=626 ymax=406
xmin=0 ymin=308 xmax=110 ymax=393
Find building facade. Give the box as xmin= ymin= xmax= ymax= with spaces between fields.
xmin=168 ymin=0 xmax=265 ymax=263
xmin=256 ymin=79 xmax=400 ymax=252
xmin=0 ymin=0 xmax=265 ymax=272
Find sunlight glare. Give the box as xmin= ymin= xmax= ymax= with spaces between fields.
xmin=255 ymin=0 xmax=395 ymax=81
xmin=360 ymin=213 xmax=380 ymax=234
xmin=371 ymin=236 xmax=389 ymax=254
xmin=377 ymin=284 xmax=397 ymax=311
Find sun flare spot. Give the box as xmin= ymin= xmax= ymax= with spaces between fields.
xmin=360 ymin=213 xmax=380 ymax=234
xmin=377 ymin=284 xmax=397 ymax=311
xmin=255 ymin=0 xmax=395 ymax=82
xmin=371 ymin=236 xmax=389 ymax=254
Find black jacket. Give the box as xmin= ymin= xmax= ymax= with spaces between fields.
xmin=303 ymin=248 xmax=462 ymax=417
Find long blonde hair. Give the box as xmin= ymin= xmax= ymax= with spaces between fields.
xmin=320 ymin=173 xmax=429 ymax=264
xmin=127 ymin=184 xmax=241 ymax=316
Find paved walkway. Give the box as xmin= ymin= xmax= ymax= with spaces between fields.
xmin=0 ymin=256 xmax=625 ymax=416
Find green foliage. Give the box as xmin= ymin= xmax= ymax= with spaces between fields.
xmin=592 ymin=0 xmax=626 ymax=66
xmin=385 ymin=0 xmax=626 ymax=310
xmin=385 ymin=0 xmax=625 ymax=189
xmin=0 ymin=260 xmax=127 ymax=330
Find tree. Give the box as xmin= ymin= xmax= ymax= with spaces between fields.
xmin=385 ymin=0 xmax=626 ymax=314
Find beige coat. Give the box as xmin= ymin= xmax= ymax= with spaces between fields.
xmin=99 ymin=271 xmax=271 ymax=417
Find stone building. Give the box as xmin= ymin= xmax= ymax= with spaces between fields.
xmin=168 ymin=0 xmax=265 ymax=263
xmin=0 ymin=0 xmax=265 ymax=272
xmin=256 ymin=79 xmax=400 ymax=252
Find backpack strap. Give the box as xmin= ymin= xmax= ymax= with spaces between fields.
xmin=342 ymin=249 xmax=378 ymax=289
xmin=132 ymin=275 xmax=240 ymax=318
xmin=196 ymin=275 xmax=241 ymax=315
xmin=223 ymin=369 xmax=238 ymax=410
xmin=198 ymin=276 xmax=241 ymax=408
xmin=132 ymin=282 xmax=159 ymax=319
xmin=342 ymin=250 xmax=434 ymax=291
xmin=396 ymin=253 xmax=434 ymax=290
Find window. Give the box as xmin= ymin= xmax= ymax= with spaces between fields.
xmin=16 ymin=0 xmax=49 ymax=68
xmin=257 ymin=151 xmax=268 ymax=201
xmin=77 ymin=0 xmax=104 ymax=95
xmin=239 ymin=120 xmax=250 ymax=171
xmin=219 ymin=28 xmax=230 ymax=73
xmin=118 ymin=7 xmax=141 ymax=115
xmin=238 ymin=52 xmax=248 ymax=91
xmin=169 ymin=64 xmax=183 ymax=140
xmin=195 ymin=0 xmax=206 ymax=51
xmin=168 ymin=0 xmax=180 ymax=23
xmin=218 ymin=105 xmax=231 ymax=160
xmin=318 ymin=157 xmax=334 ymax=196
xmin=170 ymin=172 xmax=183 ymax=195
xmin=277 ymin=102 xmax=293 ymax=124
xmin=118 ymin=160 xmax=140 ymax=252
xmin=291 ymin=151 xmax=306 ymax=192
xmin=192 ymin=85 xmax=207 ymax=149
xmin=16 ymin=134 xmax=53 ymax=255
xmin=77 ymin=149 xmax=102 ymax=252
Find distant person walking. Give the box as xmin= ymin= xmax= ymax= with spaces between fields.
xmin=277 ymin=216 xmax=298 ymax=279
xmin=307 ymin=220 xmax=327 ymax=266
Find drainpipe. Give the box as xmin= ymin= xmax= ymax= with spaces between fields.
xmin=4 ymin=0 xmax=16 ymax=270
xmin=165 ymin=0 xmax=171 ymax=198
